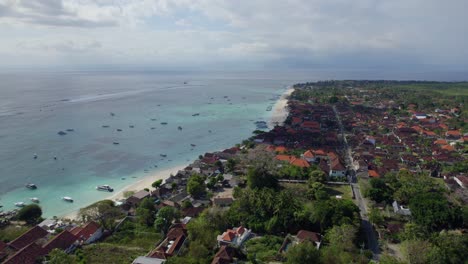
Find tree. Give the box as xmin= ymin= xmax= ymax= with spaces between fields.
xmin=79 ymin=200 xmax=123 ymax=230
xmin=401 ymin=240 xmax=433 ymax=264
xmin=307 ymin=182 xmax=328 ymax=200
xmin=247 ymin=167 xmax=278 ymax=189
xmin=136 ymin=198 xmax=156 ymax=227
xmin=325 ymin=224 xmax=357 ymax=252
xmin=226 ymin=159 xmax=237 ymax=172
xmin=409 ymin=192 xmax=460 ymax=231
xmin=154 ymin=206 xmax=180 ymax=234
xmin=311 ymin=199 xmax=359 ymax=231
xmin=48 ymin=248 xmax=76 ymax=264
xmin=152 ymin=179 xmax=163 ymax=188
xmin=187 ymin=174 xmax=206 ymax=198
xmin=368 ymin=207 xmax=384 ymax=226
xmin=16 ymin=204 xmax=42 ymax=224
xmin=365 ymin=178 xmax=393 ymax=204
xmin=286 ymin=241 xmax=321 ymax=264
xmin=309 ymin=170 xmax=327 ymax=183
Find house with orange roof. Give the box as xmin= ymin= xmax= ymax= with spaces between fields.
xmin=275 ymin=155 xmax=295 ymax=162
xmin=275 ymin=146 xmax=287 ymax=153
xmin=302 ymin=150 xmax=316 ymax=162
xmin=434 ymin=139 xmax=448 ymax=145
xmin=446 ymin=130 xmax=461 ymax=140
xmin=290 ymin=158 xmax=310 ymax=168
xmin=368 ymin=170 xmax=380 ymax=178
xmin=217 ymin=226 xmax=251 ymax=247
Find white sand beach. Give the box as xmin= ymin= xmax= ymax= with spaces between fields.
xmin=269 ymin=86 xmax=294 ymax=128
xmin=62 ymin=164 xmax=187 ymax=220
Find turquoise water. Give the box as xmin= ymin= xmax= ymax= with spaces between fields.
xmin=0 ymin=71 xmax=292 ymax=217
xmin=1 ymin=69 xmax=466 ymax=217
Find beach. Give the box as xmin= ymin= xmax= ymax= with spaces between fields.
xmin=269 ymin=86 xmax=294 ymax=128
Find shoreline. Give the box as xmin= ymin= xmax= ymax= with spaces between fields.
xmin=62 ymin=164 xmax=187 ymax=220
xmin=269 ymin=86 xmax=294 ymax=128
xmin=62 ymin=86 xmax=294 ymax=220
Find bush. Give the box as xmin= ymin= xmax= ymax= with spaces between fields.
xmin=16 ymin=204 xmax=42 ymax=224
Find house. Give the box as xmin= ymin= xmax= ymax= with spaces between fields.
xmin=329 ymin=158 xmax=346 ymax=177
xmin=454 ymin=176 xmax=468 ymax=189
xmin=70 ymin=221 xmax=103 ymax=244
xmin=217 ymin=226 xmax=251 ymax=247
xmin=148 ymin=224 xmax=188 ymax=260
xmin=42 ymin=230 xmax=77 ymax=254
xmin=3 ymin=242 xmax=45 ymax=264
xmin=279 ymin=230 xmax=322 ymax=253
xmin=37 ymin=219 xmax=59 ymax=231
xmin=213 ymin=197 xmax=234 ymax=207
xmin=211 ymin=245 xmax=240 ymax=264
xmin=392 ymin=201 xmax=411 ymax=216
xmin=8 ymin=226 xmax=48 ymax=251
xmin=302 ymin=150 xmax=316 ymax=162
xmin=368 ymin=170 xmax=380 ymax=178
xmin=127 ymin=190 xmax=151 ymax=207
xmin=446 ymin=130 xmax=461 ymax=140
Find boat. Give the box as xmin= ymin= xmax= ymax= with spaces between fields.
xmin=184 ymin=81 xmax=188 ymax=84
xmin=110 ymin=112 xmax=115 ymax=116
xmin=160 ymin=122 xmax=168 ymax=125
xmin=116 ymin=129 xmax=122 ymax=132
xmin=96 ymin=185 xmax=114 ymax=192
xmin=151 ymin=118 xmax=157 ymax=121
xmin=160 ymin=154 xmax=167 ymax=157
xmin=129 ymin=125 xmax=134 ymax=128
xmin=102 ymin=125 xmax=110 ymax=128
xmin=190 ymin=144 xmax=196 ymax=147
xmin=66 ymin=129 xmax=74 ymax=132
xmin=33 ymin=153 xmax=38 ymax=159
xmin=113 ymin=142 xmax=120 ymax=145
xmin=62 ymin=197 xmax=73 ymax=203
xmin=151 ymin=127 xmax=156 ymax=130
xmin=26 ymin=183 xmax=37 ymax=190
xmin=178 ymin=126 xmax=183 ymax=130
xmin=57 ymin=131 xmax=67 ymax=136
xmin=14 ymin=202 xmax=25 ymax=207
xmin=30 ymin=198 xmax=40 ymax=203
xmin=192 ymin=113 xmax=200 ymax=116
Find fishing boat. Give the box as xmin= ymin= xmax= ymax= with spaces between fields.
xmin=129 ymin=125 xmax=134 ymax=128
xmin=26 ymin=183 xmax=37 ymax=190
xmin=102 ymin=125 xmax=110 ymax=128
xmin=160 ymin=154 xmax=167 ymax=158
xmin=116 ymin=129 xmax=122 ymax=132
xmin=160 ymin=122 xmax=168 ymax=125
xmin=113 ymin=142 xmax=120 ymax=145
xmin=190 ymin=144 xmax=196 ymax=147
xmin=178 ymin=126 xmax=183 ymax=130
xmin=96 ymin=185 xmax=114 ymax=192
xmin=57 ymin=131 xmax=67 ymax=136
xmin=62 ymin=197 xmax=73 ymax=203
xmin=30 ymin=198 xmax=40 ymax=203
xmin=14 ymin=202 xmax=25 ymax=207
xmin=192 ymin=113 xmax=200 ymax=116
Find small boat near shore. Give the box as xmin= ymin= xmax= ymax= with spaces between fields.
xmin=102 ymin=125 xmax=110 ymax=128
xmin=190 ymin=144 xmax=196 ymax=147
xmin=160 ymin=154 xmax=167 ymax=157
xmin=62 ymin=197 xmax=73 ymax=203
xmin=116 ymin=129 xmax=123 ymax=132
xmin=26 ymin=183 xmax=37 ymax=190
xmin=178 ymin=126 xmax=183 ymax=130
xmin=160 ymin=122 xmax=168 ymax=125
xmin=192 ymin=113 xmax=200 ymax=116
xmin=96 ymin=185 xmax=114 ymax=192
xmin=113 ymin=142 xmax=120 ymax=145
xmin=15 ymin=202 xmax=25 ymax=207
xmin=57 ymin=131 xmax=67 ymax=136
xmin=30 ymin=198 xmax=40 ymax=203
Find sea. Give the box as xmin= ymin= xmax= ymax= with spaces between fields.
xmin=0 ymin=69 xmax=466 ymax=217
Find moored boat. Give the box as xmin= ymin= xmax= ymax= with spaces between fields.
xmin=30 ymin=198 xmax=40 ymax=203
xmin=14 ymin=202 xmax=25 ymax=207
xmin=26 ymin=183 xmax=37 ymax=190
xmin=96 ymin=185 xmax=114 ymax=192
xmin=62 ymin=197 xmax=73 ymax=202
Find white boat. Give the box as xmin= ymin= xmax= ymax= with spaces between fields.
xmin=96 ymin=185 xmax=114 ymax=192
xmin=62 ymin=197 xmax=73 ymax=203
xmin=14 ymin=202 xmax=25 ymax=207
xmin=30 ymin=198 xmax=40 ymax=203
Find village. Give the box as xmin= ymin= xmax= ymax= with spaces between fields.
xmin=0 ymin=80 xmax=467 ymax=263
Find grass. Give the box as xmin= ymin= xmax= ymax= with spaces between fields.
xmin=80 ymin=243 xmax=147 ymax=264
xmin=0 ymin=225 xmax=30 ymax=242
xmin=392 ymin=82 xmax=468 ymax=96
xmin=325 ymin=184 xmax=353 ymax=200
xmin=104 ymin=220 xmax=162 ymax=251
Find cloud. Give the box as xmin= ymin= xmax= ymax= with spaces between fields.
xmin=0 ymin=0 xmax=467 ymax=69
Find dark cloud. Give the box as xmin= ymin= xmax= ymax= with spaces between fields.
xmin=0 ymin=0 xmax=117 ymax=27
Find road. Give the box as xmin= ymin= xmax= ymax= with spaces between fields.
xmin=333 ymin=106 xmax=380 ymax=261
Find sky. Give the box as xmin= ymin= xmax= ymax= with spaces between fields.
xmin=0 ymin=0 xmax=467 ymax=70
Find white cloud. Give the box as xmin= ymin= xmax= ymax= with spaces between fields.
xmin=0 ymin=0 xmax=467 ymax=69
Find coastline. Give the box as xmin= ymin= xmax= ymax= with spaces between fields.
xmin=62 ymin=165 xmax=187 ymax=220
xmin=269 ymin=86 xmax=294 ymax=128
xmin=62 ymin=87 xmax=294 ymax=221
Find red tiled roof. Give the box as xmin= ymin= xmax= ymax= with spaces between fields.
xmin=446 ymin=130 xmax=461 ymax=136
xmin=275 ymin=155 xmax=294 ymax=162
xmin=42 ymin=230 xmax=77 ymax=253
xmin=8 ymin=226 xmax=48 ymax=251
xmin=211 ymin=245 xmax=236 ymax=264
xmin=71 ymin=221 xmax=100 ymax=242
xmin=275 ymin=146 xmax=287 ymax=153
xmin=303 ymin=150 xmax=315 ymax=159
xmin=222 ymin=231 xmax=235 ymax=242
xmin=290 ymin=158 xmax=310 ymax=168
xmin=368 ymin=170 xmax=380 ymax=178
xmin=296 ymin=230 xmax=321 ymax=243
xmin=3 ymin=243 xmax=45 ymax=264
xmin=434 ymin=139 xmax=448 ymax=145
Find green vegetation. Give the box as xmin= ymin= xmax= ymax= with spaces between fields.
xmin=245 ymin=235 xmax=283 ymax=263
xmin=0 ymin=225 xmax=30 ymax=242
xmin=154 ymin=206 xmax=180 ymax=234
xmin=187 ymin=174 xmax=207 ymax=198
xmin=286 ymin=241 xmax=321 ymax=264
xmin=79 ymin=200 xmax=124 ymax=231
xmin=16 ymin=204 xmax=42 ymax=224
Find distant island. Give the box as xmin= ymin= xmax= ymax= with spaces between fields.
xmin=1 ymin=81 xmax=467 ymax=264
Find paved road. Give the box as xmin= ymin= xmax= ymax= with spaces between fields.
xmin=333 ymin=106 xmax=380 ymax=260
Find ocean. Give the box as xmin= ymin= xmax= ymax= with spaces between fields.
xmin=0 ymin=69 xmax=466 ymax=217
